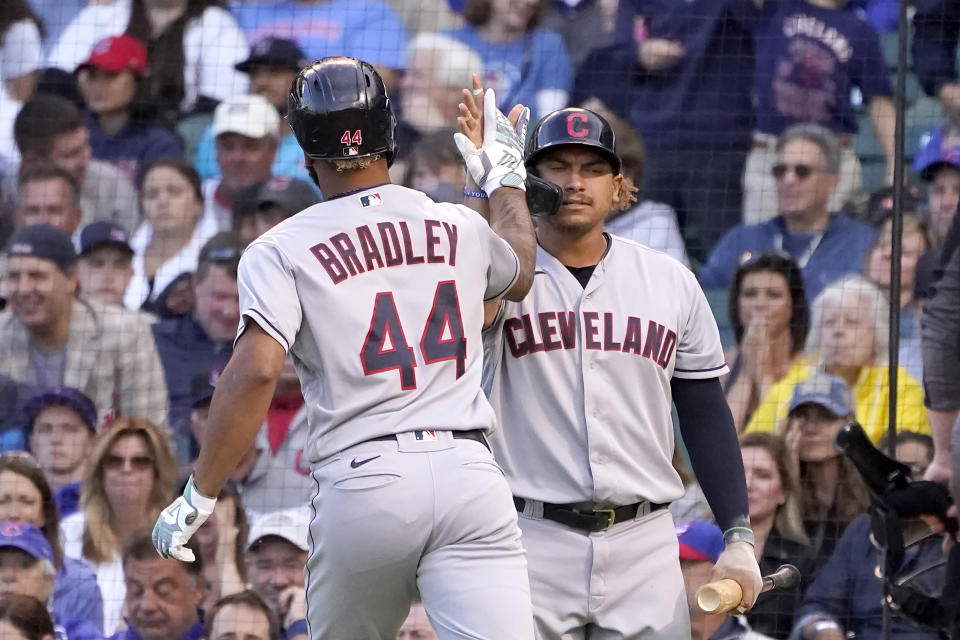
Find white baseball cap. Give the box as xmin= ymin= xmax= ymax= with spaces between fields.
xmin=247 ymin=507 xmax=310 ymax=552
xmin=212 ymin=94 xmax=281 ymax=140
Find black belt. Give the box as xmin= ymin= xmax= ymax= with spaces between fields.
xmin=370 ymin=429 xmax=489 ymax=450
xmin=513 ymin=497 xmax=668 ymax=533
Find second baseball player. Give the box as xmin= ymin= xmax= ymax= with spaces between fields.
xmin=468 ymin=101 xmax=764 ymax=638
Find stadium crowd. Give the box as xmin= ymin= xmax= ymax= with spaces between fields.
xmin=0 ymin=0 xmax=957 ymax=638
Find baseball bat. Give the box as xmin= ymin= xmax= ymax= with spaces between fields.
xmin=696 ymin=564 xmax=800 ymax=615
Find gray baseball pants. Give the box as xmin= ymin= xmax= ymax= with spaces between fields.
xmin=305 ymin=430 xmax=535 ymax=639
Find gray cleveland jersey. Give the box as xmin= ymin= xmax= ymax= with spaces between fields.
xmin=483 ymin=235 xmax=727 ymax=506
xmin=237 ymin=184 xmax=519 ymax=461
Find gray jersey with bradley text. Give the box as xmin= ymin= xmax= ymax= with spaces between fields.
xmin=237 ymin=184 xmax=519 ymax=461
xmin=483 ymin=235 xmax=727 ymax=506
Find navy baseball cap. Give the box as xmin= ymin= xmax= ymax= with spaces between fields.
xmin=236 ymin=37 xmax=307 ymax=74
xmin=24 ymin=387 xmax=98 ymax=434
xmin=914 ymin=125 xmax=960 ymax=181
xmin=6 ymin=224 xmax=77 ymax=273
xmin=256 ymin=176 xmax=318 ymax=215
xmin=788 ymin=374 xmax=853 ymax=417
xmin=0 ymin=522 xmax=54 ymax=563
xmin=190 ymin=369 xmax=221 ymax=409
xmin=677 ymin=520 xmax=724 ymax=563
xmin=77 ymin=221 xmax=133 ymax=256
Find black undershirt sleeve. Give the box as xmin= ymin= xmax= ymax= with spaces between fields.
xmin=671 ymin=376 xmax=751 ymax=533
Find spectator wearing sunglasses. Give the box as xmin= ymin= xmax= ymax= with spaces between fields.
xmin=152 ymin=233 xmax=244 ymax=462
xmin=59 ymin=417 xmax=176 ymax=635
xmin=743 ymin=0 xmax=895 ymax=224
xmin=699 ymin=124 xmax=876 ymax=301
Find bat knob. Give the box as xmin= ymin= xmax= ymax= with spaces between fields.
xmin=696 ymin=579 xmax=743 ymax=615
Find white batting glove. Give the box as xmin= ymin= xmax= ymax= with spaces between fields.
xmin=711 ymin=541 xmax=763 ymax=612
xmin=454 ymin=88 xmax=530 ymax=196
xmin=152 ymin=475 xmax=217 ymax=562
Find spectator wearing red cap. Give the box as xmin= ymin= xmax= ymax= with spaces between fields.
xmin=48 ymin=0 xmax=248 ymax=123
xmin=77 ymin=35 xmax=183 ymax=187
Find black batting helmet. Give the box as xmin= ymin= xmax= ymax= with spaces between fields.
xmin=287 ymin=56 xmax=397 ymax=166
xmin=525 ymin=108 xmax=620 ymax=174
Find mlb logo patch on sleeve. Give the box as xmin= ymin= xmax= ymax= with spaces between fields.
xmin=360 ymin=193 xmax=383 ymax=207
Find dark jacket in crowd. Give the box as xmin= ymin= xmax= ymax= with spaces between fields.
xmin=152 ymin=314 xmax=231 ymax=458
xmin=747 ymin=529 xmax=818 ymax=639
xmin=911 ymin=0 xmax=960 ymax=99
xmin=790 ymin=514 xmax=944 ymax=640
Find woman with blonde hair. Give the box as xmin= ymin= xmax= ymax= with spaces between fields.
xmin=739 ymin=432 xmax=813 ymax=638
xmin=59 ymin=416 xmax=176 ymax=634
xmin=744 ymin=274 xmax=930 ymax=442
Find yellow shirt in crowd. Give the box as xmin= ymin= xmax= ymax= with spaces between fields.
xmin=743 ymin=361 xmax=931 ymax=442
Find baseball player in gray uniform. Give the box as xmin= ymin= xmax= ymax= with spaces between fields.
xmin=152 ymin=57 xmax=539 ymax=640
xmin=461 ymin=98 xmax=764 ymax=638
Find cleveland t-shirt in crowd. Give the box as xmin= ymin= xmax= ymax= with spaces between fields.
xmin=752 ymin=0 xmax=892 ymax=136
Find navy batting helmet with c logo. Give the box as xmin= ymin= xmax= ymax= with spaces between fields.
xmin=524 ymin=108 xmax=620 ymax=174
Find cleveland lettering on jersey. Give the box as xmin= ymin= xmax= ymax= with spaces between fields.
xmin=503 ymin=311 xmax=678 ymax=369
xmin=310 ymin=219 xmax=459 ymax=284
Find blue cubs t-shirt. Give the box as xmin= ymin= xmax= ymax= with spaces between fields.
xmin=753 ymin=0 xmax=892 ymax=136
xmin=229 ymin=0 xmax=408 ymax=70
xmin=443 ymin=26 xmax=572 ymax=123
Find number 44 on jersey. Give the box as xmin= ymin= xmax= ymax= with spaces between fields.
xmin=360 ymin=281 xmax=466 ymax=390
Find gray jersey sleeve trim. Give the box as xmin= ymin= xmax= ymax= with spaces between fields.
xmin=239 ymin=309 xmax=291 ymax=352
xmin=484 ymin=251 xmax=520 ymax=302
xmin=674 ymin=363 xmax=727 ymax=373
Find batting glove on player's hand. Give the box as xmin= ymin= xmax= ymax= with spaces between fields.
xmin=711 ymin=541 xmax=763 ymax=613
xmin=454 ymin=88 xmax=530 ymax=197
xmin=152 ymin=475 xmax=217 ymax=562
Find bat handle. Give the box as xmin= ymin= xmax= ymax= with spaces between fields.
xmin=696 ymin=579 xmax=743 ymax=615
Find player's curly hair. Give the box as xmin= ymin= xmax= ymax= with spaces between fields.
xmin=614 ymin=176 xmax=639 ymax=212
